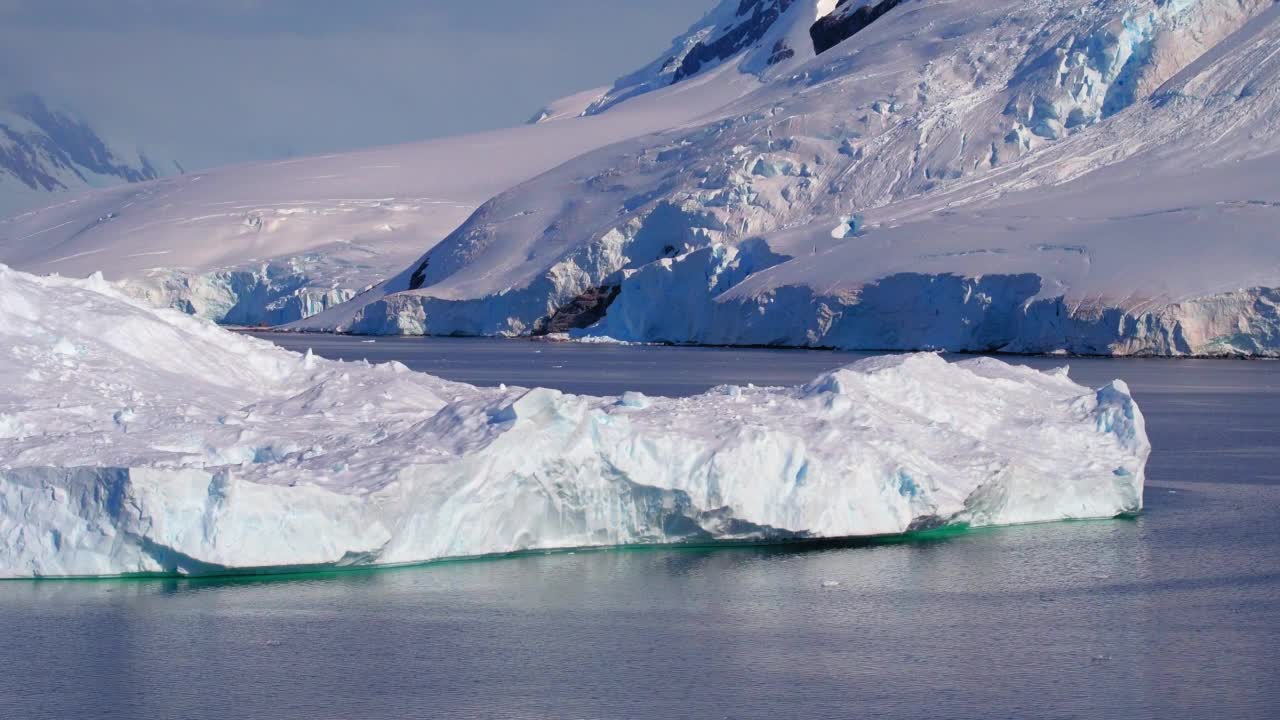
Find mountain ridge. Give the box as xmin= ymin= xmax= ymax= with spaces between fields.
xmin=0 ymin=94 xmax=172 ymax=216
xmin=3 ymin=0 xmax=1278 ymax=357
xmin=296 ymin=0 xmax=1280 ymax=357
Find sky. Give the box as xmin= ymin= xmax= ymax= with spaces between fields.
xmin=0 ymin=0 xmax=707 ymax=171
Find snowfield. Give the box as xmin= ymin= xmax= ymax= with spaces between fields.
xmin=0 ymin=65 xmax=758 ymax=327
xmin=0 ymin=265 xmax=1147 ymax=577
xmin=4 ymin=0 xmax=1277 ymax=356
xmin=295 ymin=0 xmax=1280 ymax=356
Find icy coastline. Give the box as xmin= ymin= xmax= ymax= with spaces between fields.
xmin=0 ymin=266 xmax=1148 ymax=578
xmin=293 ymin=0 xmax=1280 ymax=357
xmin=4 ymin=1 xmax=1276 ymax=356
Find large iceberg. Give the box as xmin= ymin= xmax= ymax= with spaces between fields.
xmin=0 ymin=265 xmax=1148 ymax=578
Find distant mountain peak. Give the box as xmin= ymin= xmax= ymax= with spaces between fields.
xmin=669 ymin=0 xmax=801 ymax=83
xmin=0 ymin=93 xmax=168 ymax=215
xmin=578 ymin=0 xmax=910 ymax=117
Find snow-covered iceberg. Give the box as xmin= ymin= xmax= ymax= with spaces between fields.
xmin=0 ymin=265 xmax=1148 ymax=578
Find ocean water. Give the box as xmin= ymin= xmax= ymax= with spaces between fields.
xmin=3 ymin=337 xmax=1277 ymax=719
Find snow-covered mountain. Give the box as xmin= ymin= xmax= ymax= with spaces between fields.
xmin=581 ymin=0 xmax=825 ymax=114
xmin=3 ymin=0 xmax=1279 ymax=356
xmin=294 ymin=0 xmax=1280 ymax=356
xmin=0 ymin=67 xmax=756 ymax=326
xmin=573 ymin=0 xmax=910 ymax=117
xmin=0 ymin=94 xmax=171 ymax=217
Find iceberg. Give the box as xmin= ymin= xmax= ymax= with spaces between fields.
xmin=0 ymin=265 xmax=1148 ymax=578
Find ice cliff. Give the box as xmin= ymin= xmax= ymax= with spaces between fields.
xmin=0 ymin=265 xmax=1147 ymax=577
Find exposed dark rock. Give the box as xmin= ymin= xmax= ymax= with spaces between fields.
xmin=809 ymin=0 xmax=906 ymax=56
xmin=540 ymin=284 xmax=621 ymax=334
xmin=0 ymin=125 xmax=68 ymax=191
xmin=0 ymin=94 xmax=160 ymax=193
xmin=409 ymin=256 xmax=431 ymax=290
xmin=673 ymin=0 xmax=797 ymax=83
xmin=767 ymin=40 xmax=796 ymax=66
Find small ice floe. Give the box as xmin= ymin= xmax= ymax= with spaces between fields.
xmin=617 ymin=391 xmax=649 ymax=409
xmin=820 ymin=580 xmax=841 ymax=588
xmin=361 ymin=340 xmax=376 ymax=344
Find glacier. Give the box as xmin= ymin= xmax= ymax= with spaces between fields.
xmin=4 ymin=0 xmax=1277 ymax=355
xmin=0 ymin=58 xmax=760 ymax=327
xmin=293 ymin=0 xmax=1280 ymax=357
xmin=0 ymin=264 xmax=1147 ymax=578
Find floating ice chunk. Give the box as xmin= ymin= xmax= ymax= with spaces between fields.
xmin=0 ymin=266 xmax=1149 ymax=578
xmin=618 ymin=391 xmax=650 ymax=409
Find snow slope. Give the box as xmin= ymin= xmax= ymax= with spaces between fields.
xmin=0 ymin=65 xmax=758 ymax=326
xmin=527 ymin=86 xmax=611 ymax=125
xmin=0 ymin=264 xmax=1147 ymax=577
xmin=300 ymin=0 xmax=1280 ymax=356
xmin=582 ymin=0 xmax=838 ymax=115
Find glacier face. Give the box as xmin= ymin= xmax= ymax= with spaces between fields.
xmin=0 ymin=265 xmax=1147 ymax=577
xmin=298 ymin=0 xmax=1280 ymax=357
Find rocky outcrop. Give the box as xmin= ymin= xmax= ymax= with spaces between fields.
xmin=674 ymin=0 xmax=799 ymax=82
xmin=809 ymin=0 xmax=906 ymax=55
xmin=540 ymin=285 xmax=621 ymax=334
xmin=0 ymin=94 xmax=159 ymax=193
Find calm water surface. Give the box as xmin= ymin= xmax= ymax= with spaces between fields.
xmin=3 ymin=336 xmax=1278 ymax=719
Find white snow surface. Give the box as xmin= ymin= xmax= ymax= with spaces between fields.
xmin=0 ymin=265 xmax=1147 ymax=577
xmin=528 ymin=86 xmax=611 ymax=125
xmin=4 ymin=0 xmax=1276 ymax=356
xmin=298 ymin=0 xmax=1280 ymax=356
xmin=0 ymin=66 xmax=758 ymax=326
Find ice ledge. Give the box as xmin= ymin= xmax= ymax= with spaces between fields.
xmin=309 ymin=265 xmax=1280 ymax=358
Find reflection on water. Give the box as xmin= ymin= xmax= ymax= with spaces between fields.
xmin=3 ymin=337 xmax=1278 ymax=719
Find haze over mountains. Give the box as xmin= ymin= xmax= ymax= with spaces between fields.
xmin=0 ymin=94 xmax=174 ymax=217
xmin=3 ymin=0 xmax=1278 ymax=356
xmin=0 ymin=0 xmax=703 ymax=215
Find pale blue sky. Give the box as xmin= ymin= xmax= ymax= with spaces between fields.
xmin=0 ymin=0 xmax=708 ymax=169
